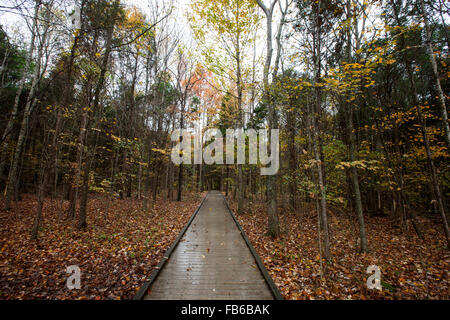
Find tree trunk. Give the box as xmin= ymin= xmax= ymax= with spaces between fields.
xmin=0 ymin=0 xmax=40 ymax=181
xmin=312 ymin=0 xmax=330 ymax=260
xmin=77 ymin=159 xmax=90 ymax=229
xmin=4 ymin=10 xmax=48 ymax=210
xmin=256 ymin=0 xmax=280 ymax=237
xmin=31 ymin=151 xmax=49 ymax=240
xmin=348 ymin=108 xmax=368 ymax=252
xmin=177 ymin=163 xmax=183 ymax=202
xmin=419 ymin=0 xmax=450 ymax=150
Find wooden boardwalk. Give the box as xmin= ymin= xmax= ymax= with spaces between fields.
xmin=142 ymin=191 xmax=276 ymax=300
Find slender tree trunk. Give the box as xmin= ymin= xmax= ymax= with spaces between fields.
xmin=31 ymin=150 xmax=49 ymax=240
xmin=199 ymin=162 xmax=203 ymax=192
xmin=177 ymin=163 xmax=183 ymax=201
xmin=312 ymin=105 xmax=331 ymax=260
xmin=225 ymin=165 xmax=229 ymax=196
xmin=4 ymin=8 xmax=48 ymax=210
xmin=287 ymin=109 xmax=297 ymax=210
xmin=256 ymin=0 xmax=280 ymax=237
xmin=77 ymin=158 xmax=90 ymax=229
xmin=137 ymin=163 xmax=142 ymax=199
xmin=177 ymin=113 xmax=184 ymax=202
xmin=31 ymin=175 xmax=47 ymax=240
xmin=419 ymin=0 xmax=450 ymax=150
xmin=348 ymin=107 xmax=368 ymax=252
xmin=0 ymin=0 xmax=40 ymax=181
xmin=235 ymin=2 xmax=244 ymax=213
xmin=344 ymin=0 xmax=368 ymax=252
xmin=143 ymin=152 xmax=152 ymax=210
xmin=313 ymin=0 xmax=330 ymax=260
xmin=168 ymin=142 xmax=174 ymax=199
xmin=69 ymin=108 xmax=89 ymax=217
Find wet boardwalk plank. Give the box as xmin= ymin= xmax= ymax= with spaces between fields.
xmin=144 ymin=191 xmax=274 ymax=300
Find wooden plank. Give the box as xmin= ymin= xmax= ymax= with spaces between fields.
xmin=221 ymin=193 xmax=284 ymax=300
xmin=133 ymin=193 xmax=209 ymax=300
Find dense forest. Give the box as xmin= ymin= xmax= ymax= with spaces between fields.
xmin=0 ymin=0 xmax=448 ymax=300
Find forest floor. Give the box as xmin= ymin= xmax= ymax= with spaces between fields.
xmin=1 ymin=191 xmax=448 ymax=300
xmin=227 ymin=196 xmax=449 ymax=300
xmin=0 ymin=193 xmax=203 ymax=300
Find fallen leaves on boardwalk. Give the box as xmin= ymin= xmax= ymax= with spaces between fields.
xmin=0 ymin=194 xmax=201 ymax=300
xmin=228 ymin=198 xmax=449 ymax=300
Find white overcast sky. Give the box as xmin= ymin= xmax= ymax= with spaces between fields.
xmin=0 ymin=0 xmax=300 ymax=90
xmin=0 ymin=0 xmax=192 ymax=42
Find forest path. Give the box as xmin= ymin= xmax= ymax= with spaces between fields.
xmin=143 ymin=191 xmax=275 ymax=300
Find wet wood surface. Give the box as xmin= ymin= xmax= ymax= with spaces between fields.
xmin=144 ymin=191 xmax=274 ymax=300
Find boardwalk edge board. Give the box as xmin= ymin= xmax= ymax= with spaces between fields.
xmin=222 ymin=194 xmax=284 ymax=301
xmin=133 ymin=193 xmax=209 ymax=300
